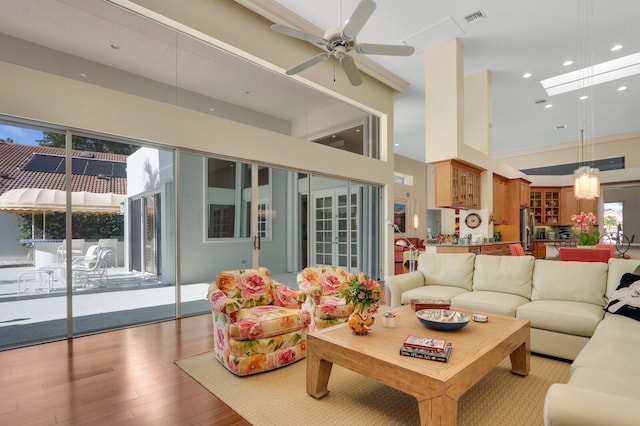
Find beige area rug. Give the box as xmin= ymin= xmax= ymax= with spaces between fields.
xmin=176 ymin=351 xmax=570 ymax=426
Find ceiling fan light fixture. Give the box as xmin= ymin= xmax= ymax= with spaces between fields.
xmin=271 ymin=0 xmax=413 ymax=86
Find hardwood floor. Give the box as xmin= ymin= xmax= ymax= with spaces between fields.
xmin=0 ymin=314 xmax=251 ymax=425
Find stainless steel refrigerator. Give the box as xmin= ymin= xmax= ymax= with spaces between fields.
xmin=520 ymin=208 xmax=535 ymax=253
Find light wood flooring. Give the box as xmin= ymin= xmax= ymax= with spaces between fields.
xmin=0 ymin=314 xmax=250 ymax=425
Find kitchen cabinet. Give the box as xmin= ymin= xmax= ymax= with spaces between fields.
xmin=434 ymin=159 xmax=482 ymax=209
xmin=560 ymin=186 xmax=598 ymax=225
xmin=492 ymin=174 xmax=508 ymax=225
xmin=519 ymin=179 xmax=531 ymax=208
xmin=480 ymin=244 xmax=511 ymax=255
xmin=530 ymin=187 xmax=560 ymax=225
xmin=532 ymin=241 xmax=547 ymax=259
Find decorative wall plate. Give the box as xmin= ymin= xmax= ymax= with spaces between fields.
xmin=465 ymin=213 xmax=481 ymax=229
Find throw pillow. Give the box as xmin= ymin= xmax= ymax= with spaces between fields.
xmin=604 ymin=273 xmax=640 ymax=321
xmin=633 ymin=263 xmax=640 ymax=275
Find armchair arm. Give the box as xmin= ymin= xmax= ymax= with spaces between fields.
xmin=385 ymin=271 xmax=426 ymax=308
xmin=297 ymin=280 xmax=324 ymax=299
xmin=272 ymin=281 xmax=306 ymax=308
xmin=207 ymin=283 xmax=241 ymax=317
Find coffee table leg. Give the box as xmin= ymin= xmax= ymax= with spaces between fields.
xmin=509 ymin=341 xmax=530 ymax=376
xmin=306 ymin=346 xmax=333 ymax=399
xmin=417 ymin=396 xmax=457 ymax=426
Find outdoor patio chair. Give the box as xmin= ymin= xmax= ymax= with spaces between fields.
xmin=56 ymin=239 xmax=85 ymax=263
xmin=71 ymin=248 xmax=112 ymax=288
xmin=98 ymin=238 xmax=119 ymax=267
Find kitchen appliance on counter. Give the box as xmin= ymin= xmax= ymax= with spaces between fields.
xmin=558 ymin=227 xmax=572 ymax=239
xmin=520 ymin=208 xmax=535 ymax=253
xmin=537 ymin=228 xmax=546 ymax=239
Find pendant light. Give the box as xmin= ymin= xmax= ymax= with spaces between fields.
xmin=573 ymin=0 xmax=600 ymax=200
xmin=573 ymin=129 xmax=600 ymax=199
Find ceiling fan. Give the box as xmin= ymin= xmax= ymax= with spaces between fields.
xmin=271 ymin=0 xmax=414 ymax=86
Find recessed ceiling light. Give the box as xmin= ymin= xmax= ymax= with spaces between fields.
xmin=523 ymin=72 xmax=532 ymax=79
xmin=355 ymin=129 xmax=361 ymax=132
xmin=80 ymin=73 xmax=87 ymax=78
xmin=579 ymin=95 xmax=589 ymax=100
xmin=611 ymin=44 xmax=623 ymax=52
xmin=395 ymin=143 xmax=399 ymax=146
xmin=617 ymin=86 xmax=627 ymax=91
xmin=208 ymin=107 xmax=215 ymax=112
xmin=545 ymin=104 xmax=553 ymax=109
xmin=563 ymin=60 xmax=574 ymax=66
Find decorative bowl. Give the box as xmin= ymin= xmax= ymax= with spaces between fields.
xmin=416 ymin=309 xmax=470 ymax=331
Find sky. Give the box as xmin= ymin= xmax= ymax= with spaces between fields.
xmin=0 ymin=124 xmax=43 ymax=146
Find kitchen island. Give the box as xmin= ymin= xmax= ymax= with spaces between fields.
xmin=427 ymin=241 xmax=520 ymax=255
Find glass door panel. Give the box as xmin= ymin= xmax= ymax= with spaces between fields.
xmin=71 ymin=137 xmax=176 ymax=335
xmin=0 ymin=124 xmax=69 ymax=349
xmin=179 ymin=154 xmax=253 ymax=316
xmin=253 ymin=167 xmax=307 ymax=288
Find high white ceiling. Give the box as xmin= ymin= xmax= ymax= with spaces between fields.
xmin=274 ymin=0 xmax=640 ymax=161
xmin=0 ymin=0 xmax=639 ymax=167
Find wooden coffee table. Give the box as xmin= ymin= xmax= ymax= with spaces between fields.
xmin=306 ymin=306 xmax=530 ymax=425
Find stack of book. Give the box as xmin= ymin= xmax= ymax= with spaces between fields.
xmin=400 ymin=335 xmax=452 ymax=362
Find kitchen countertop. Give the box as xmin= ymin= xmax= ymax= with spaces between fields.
xmin=427 ymin=240 xmax=520 ymax=247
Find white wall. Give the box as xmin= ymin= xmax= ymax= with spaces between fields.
xmin=0 ymin=214 xmax=29 ymax=261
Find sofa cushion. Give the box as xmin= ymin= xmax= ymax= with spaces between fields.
xmin=451 ymin=291 xmax=529 ymax=317
xmin=228 ymin=305 xmax=310 ymax=339
xmin=606 ymin=258 xmax=640 ymax=300
xmin=596 ymin=312 xmax=640 ymax=344
xmin=604 ymin=273 xmax=640 ymax=321
xmin=216 ymin=267 xmax=274 ymax=307
xmin=401 ymin=285 xmax=469 ymax=306
xmin=417 ymin=253 xmax=475 ymax=290
xmin=531 ymin=259 xmax=607 ymax=306
xmin=571 ymin=333 xmax=640 ymax=375
xmin=472 ymin=254 xmax=534 ymax=298
xmin=516 ymin=300 xmax=604 ymax=337
xmin=569 ymin=367 xmax=640 ymax=400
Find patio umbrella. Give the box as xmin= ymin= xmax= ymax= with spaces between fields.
xmin=0 ymin=188 xmax=125 ymax=238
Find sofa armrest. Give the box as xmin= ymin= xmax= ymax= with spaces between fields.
xmin=385 ymin=271 xmax=426 ymax=308
xmin=207 ymin=283 xmax=241 ymax=317
xmin=544 ymin=384 xmax=639 ymax=426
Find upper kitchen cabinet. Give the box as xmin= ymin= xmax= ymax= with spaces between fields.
xmin=492 ymin=174 xmax=508 ymax=225
xmin=530 ymin=187 xmax=560 ymax=225
xmin=518 ymin=179 xmax=531 ymax=208
xmin=560 ymin=186 xmax=598 ymax=225
xmin=434 ymin=159 xmax=483 ymax=209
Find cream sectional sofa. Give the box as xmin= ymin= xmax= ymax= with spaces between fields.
xmin=386 ymin=252 xmax=640 ymax=426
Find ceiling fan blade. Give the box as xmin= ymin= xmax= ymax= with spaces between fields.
xmin=286 ymin=52 xmax=330 ymax=75
xmin=342 ymin=0 xmax=376 ymax=40
xmin=357 ymin=43 xmax=415 ymax=56
xmin=340 ymin=55 xmax=363 ymax=86
xmin=271 ymin=24 xmax=327 ymax=46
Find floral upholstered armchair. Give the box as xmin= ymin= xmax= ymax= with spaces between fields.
xmin=207 ymin=267 xmax=311 ymax=376
xmin=297 ymin=265 xmax=355 ymax=330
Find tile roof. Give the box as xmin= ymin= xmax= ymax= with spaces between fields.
xmin=0 ymin=142 xmax=127 ymax=195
